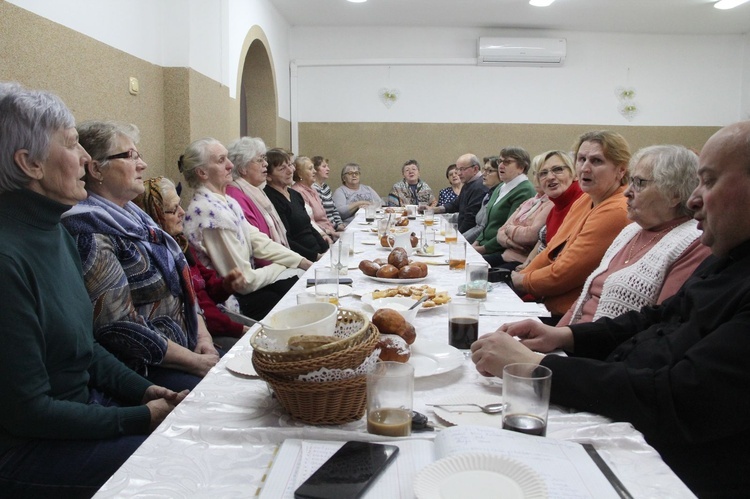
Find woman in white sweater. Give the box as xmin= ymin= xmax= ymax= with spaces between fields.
xmin=180 ymin=138 xmax=312 ymax=320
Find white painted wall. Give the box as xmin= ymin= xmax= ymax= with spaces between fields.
xmin=290 ymin=27 xmax=747 ymax=127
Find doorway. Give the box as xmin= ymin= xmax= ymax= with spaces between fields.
xmin=239 ymin=32 xmax=277 ymax=146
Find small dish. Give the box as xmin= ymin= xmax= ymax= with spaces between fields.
xmin=414 ymin=453 xmax=547 ymax=499
xmin=225 ymin=353 xmax=258 ymax=377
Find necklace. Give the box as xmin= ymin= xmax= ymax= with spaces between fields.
xmin=624 ymin=222 xmax=682 ymax=264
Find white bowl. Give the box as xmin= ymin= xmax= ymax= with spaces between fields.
xmin=370 ymin=296 xmax=419 ymax=323
xmin=263 ymin=302 xmax=338 ymax=345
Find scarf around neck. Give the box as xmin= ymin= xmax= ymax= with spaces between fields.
xmin=62 ymin=193 xmax=198 ymax=335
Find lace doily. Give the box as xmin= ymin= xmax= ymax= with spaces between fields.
xmin=297 ymin=349 xmax=381 ymax=382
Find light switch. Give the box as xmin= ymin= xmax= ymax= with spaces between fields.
xmin=129 ymin=77 xmax=140 ymax=95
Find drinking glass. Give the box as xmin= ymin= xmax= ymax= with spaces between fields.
xmin=465 ymin=262 xmax=489 ymax=300
xmin=448 ymin=299 xmax=480 ymax=349
xmin=367 ymin=361 xmax=414 ymax=437
xmin=448 ymin=241 xmax=466 ymax=270
xmin=314 ymin=268 xmax=339 ymax=305
xmin=444 ymin=222 xmax=458 ymax=243
xmin=330 ymin=240 xmax=351 ymax=275
xmin=421 ymin=230 xmax=436 ymax=255
xmin=423 ymin=207 xmax=435 ymax=227
xmin=502 ymin=363 xmax=552 ymax=437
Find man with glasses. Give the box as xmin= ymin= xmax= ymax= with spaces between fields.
xmin=430 ymin=153 xmax=488 ymax=233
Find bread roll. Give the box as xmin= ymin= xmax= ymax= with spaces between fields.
xmin=410 ymin=232 xmax=419 ymax=248
xmin=398 ymin=264 xmax=422 ymax=279
xmin=388 ymin=247 xmax=409 ymax=269
xmin=358 ymin=259 xmax=380 ymax=277
xmin=372 ymin=308 xmax=407 ymax=335
xmin=411 ymin=261 xmax=428 ymax=277
xmin=375 ymin=264 xmax=399 ymax=279
xmin=377 ymin=334 xmax=411 ymax=362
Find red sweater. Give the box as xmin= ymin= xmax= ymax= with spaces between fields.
xmin=188 ymin=247 xmax=244 ymax=338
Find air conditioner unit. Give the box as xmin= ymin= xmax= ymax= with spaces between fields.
xmin=477 ymin=37 xmax=566 ymax=66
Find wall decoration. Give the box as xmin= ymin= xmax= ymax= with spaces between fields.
xmin=379 ymin=87 xmax=400 ymax=108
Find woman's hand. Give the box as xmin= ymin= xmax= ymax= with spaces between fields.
xmin=299 ymin=258 xmax=313 ymax=270
xmin=222 ymin=267 xmax=247 ymax=294
xmin=189 ymin=351 xmax=220 ymax=377
xmin=143 ymin=386 xmax=190 ymax=431
xmin=195 ymin=316 xmax=218 ymax=357
xmin=470 ymin=331 xmax=541 ymax=378
xmin=472 ymin=241 xmax=486 ymax=254
xmin=500 ymin=319 xmax=574 ymax=353
xmin=510 ymin=271 xmax=526 ymax=293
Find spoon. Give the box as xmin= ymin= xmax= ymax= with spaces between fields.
xmin=409 ymin=294 xmax=430 ymax=310
xmin=218 ymin=305 xmax=274 ymax=329
xmin=426 ymin=402 xmax=505 ymax=414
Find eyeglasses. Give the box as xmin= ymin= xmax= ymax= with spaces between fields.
xmin=345 ymin=171 xmax=361 ymax=176
xmin=537 ymin=165 xmax=567 ymax=180
xmin=163 ymin=206 xmax=181 ymax=215
xmin=628 ymin=176 xmax=653 ymax=192
xmin=106 ymin=149 xmax=143 ymax=162
xmin=482 ymin=167 xmax=498 ymax=174
xmin=250 ymin=155 xmax=267 ymax=164
xmin=499 ymin=158 xmax=517 ymax=166
xmin=457 ymin=165 xmax=476 ymax=172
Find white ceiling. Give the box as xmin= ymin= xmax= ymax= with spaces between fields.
xmin=267 ymin=0 xmax=750 ymax=35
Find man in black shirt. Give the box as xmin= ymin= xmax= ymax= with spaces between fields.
xmin=430 ymin=153 xmax=488 ymax=233
xmin=471 ymin=121 xmax=750 ymax=498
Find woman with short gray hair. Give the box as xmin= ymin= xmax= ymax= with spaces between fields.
xmin=332 ymin=162 xmax=381 ymax=223
xmin=0 ymin=83 xmax=186 ymax=497
xmin=559 ymin=144 xmax=711 ymax=326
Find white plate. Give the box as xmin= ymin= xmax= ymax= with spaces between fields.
xmin=360 ymin=240 xmax=377 ymax=245
xmin=432 ymin=393 xmax=505 ymax=426
xmin=361 ymin=291 xmax=450 ymax=313
xmin=414 ymin=453 xmax=547 ymax=499
xmin=365 ymin=275 xmax=427 ymax=284
xmin=305 ymin=284 xmax=353 ymax=297
xmin=409 ymin=339 xmax=464 ymax=377
xmin=357 ymin=222 xmax=373 ymax=226
xmin=225 ymin=354 xmax=258 ymax=377
xmin=414 ymin=250 xmax=446 ymax=257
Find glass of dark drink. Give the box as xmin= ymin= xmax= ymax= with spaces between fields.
xmin=501 ymin=363 xmax=552 ymax=437
xmin=448 ymin=300 xmax=480 ymax=349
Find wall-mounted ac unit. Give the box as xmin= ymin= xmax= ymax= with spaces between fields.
xmin=477 ymin=37 xmax=566 ymax=66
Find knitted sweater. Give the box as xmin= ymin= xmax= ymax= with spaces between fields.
xmin=521 ymin=187 xmax=629 ymax=315
xmin=563 ymin=220 xmax=708 ymax=325
xmin=313 ymin=182 xmax=344 ymax=228
xmin=0 ymin=189 xmax=151 ymax=455
xmin=475 ymin=178 xmax=536 ymax=254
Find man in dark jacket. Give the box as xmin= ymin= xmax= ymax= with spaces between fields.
xmin=432 ymin=153 xmax=489 ymax=233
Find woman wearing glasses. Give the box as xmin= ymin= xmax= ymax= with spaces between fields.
xmin=511 ymin=131 xmax=632 ymax=322
xmin=61 ymin=121 xmax=218 ymax=392
xmin=464 ymin=156 xmax=502 ymax=244
xmin=332 ymin=162 xmax=382 ymax=223
xmin=558 ymin=145 xmax=710 ymax=326
xmin=482 ymin=152 xmax=554 ymax=268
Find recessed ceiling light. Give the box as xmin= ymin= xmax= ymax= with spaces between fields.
xmin=714 ymin=0 xmax=750 ymax=9
xmin=529 ymin=0 xmax=555 ymax=6
xmin=347 ymin=0 xmax=367 ymax=3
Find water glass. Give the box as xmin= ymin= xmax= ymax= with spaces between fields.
xmin=314 ymin=268 xmax=339 ymax=305
xmin=465 ymin=262 xmax=489 ymax=300
xmin=502 ymin=363 xmax=552 ymax=437
xmin=367 ymin=361 xmax=414 ymax=437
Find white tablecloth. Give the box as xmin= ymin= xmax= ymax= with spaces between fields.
xmin=95 ymin=212 xmax=695 ymax=498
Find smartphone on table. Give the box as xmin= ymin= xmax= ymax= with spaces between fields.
xmin=293 ymin=441 xmax=399 ymax=499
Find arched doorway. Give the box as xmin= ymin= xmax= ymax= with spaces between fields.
xmin=238 ymin=29 xmax=277 ymax=145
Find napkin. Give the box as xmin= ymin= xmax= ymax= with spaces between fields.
xmin=482 ymin=301 xmax=551 ymax=317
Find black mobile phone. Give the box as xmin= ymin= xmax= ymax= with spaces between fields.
xmin=306 ymin=278 xmax=353 ymax=287
xmin=293 ymin=441 xmax=399 ymax=499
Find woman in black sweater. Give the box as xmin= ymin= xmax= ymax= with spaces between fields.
xmin=264 ymin=148 xmax=328 ymax=261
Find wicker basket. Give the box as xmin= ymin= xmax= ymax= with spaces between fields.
xmin=252 ymin=323 xmax=378 ymax=380
xmin=251 ymin=308 xmax=370 ymax=363
xmin=253 ymin=322 xmax=380 ymax=425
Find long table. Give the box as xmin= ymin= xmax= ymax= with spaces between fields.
xmin=95 ymin=211 xmax=695 ymax=498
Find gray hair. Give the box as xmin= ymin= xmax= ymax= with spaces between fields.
xmin=179 ymin=137 xmax=222 ymax=188
xmin=0 ymin=82 xmax=75 ymax=194
xmin=629 ymin=145 xmax=699 ymax=217
xmin=227 ymin=136 xmax=266 ymax=180
xmin=77 ymin=120 xmax=140 ymax=186
xmin=341 ymin=162 xmax=361 ymax=183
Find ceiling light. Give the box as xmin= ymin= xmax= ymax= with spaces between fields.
xmin=714 ymin=0 xmax=750 ymax=9
xmin=529 ymin=0 xmax=555 ymax=6
xmin=347 ymin=0 xmax=367 ymax=3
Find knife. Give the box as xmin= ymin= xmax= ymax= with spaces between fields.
xmin=582 ymin=443 xmax=634 ymax=499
